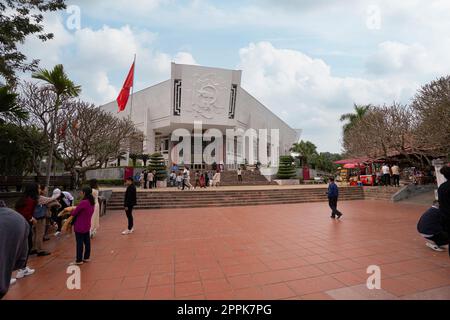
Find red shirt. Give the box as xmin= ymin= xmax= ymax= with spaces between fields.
xmin=16 ymin=197 xmax=37 ymax=221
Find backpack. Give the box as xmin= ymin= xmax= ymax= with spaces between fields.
xmin=33 ymin=204 xmax=47 ymax=219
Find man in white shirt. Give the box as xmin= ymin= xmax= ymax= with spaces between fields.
xmin=391 ymin=164 xmax=400 ymax=187
xmin=147 ymin=171 xmax=154 ymax=189
xmin=237 ymin=167 xmax=242 ymax=183
xmin=381 ymin=164 xmax=391 ymax=186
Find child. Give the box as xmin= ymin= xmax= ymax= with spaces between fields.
xmin=176 ymin=172 xmax=183 ymax=189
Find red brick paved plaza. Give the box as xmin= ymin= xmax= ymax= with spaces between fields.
xmin=4 ymin=200 xmax=450 ymax=300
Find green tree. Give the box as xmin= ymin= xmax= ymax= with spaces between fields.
xmin=129 ymin=153 xmax=139 ymax=167
xmin=0 ymin=0 xmax=66 ymax=85
xmin=0 ymin=85 xmax=27 ymax=123
xmin=311 ymin=152 xmax=343 ymax=173
xmin=32 ymin=64 xmax=81 ymax=187
xmin=277 ymin=155 xmax=296 ymax=179
xmin=0 ymin=122 xmax=47 ymax=175
xmin=139 ymin=153 xmax=150 ymax=166
xmin=148 ymin=153 xmax=167 ymax=181
xmin=340 ymin=104 xmax=371 ymax=133
xmin=290 ymin=140 xmax=318 ymax=166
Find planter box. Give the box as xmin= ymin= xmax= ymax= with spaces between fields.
xmin=274 ymin=179 xmax=299 ymax=185
xmin=260 ymin=167 xmax=278 ymax=181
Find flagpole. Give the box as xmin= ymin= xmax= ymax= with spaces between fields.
xmin=129 ymin=53 xmax=136 ymax=119
xmin=127 ymin=53 xmax=136 ymax=167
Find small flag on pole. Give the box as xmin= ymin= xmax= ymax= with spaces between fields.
xmin=116 ymin=60 xmax=135 ymax=112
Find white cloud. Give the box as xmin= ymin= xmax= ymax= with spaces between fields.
xmin=237 ymin=42 xmax=424 ymax=153
xmin=19 ymin=14 xmax=196 ymax=105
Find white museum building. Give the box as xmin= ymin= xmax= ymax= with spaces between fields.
xmin=101 ymin=63 xmax=299 ymax=170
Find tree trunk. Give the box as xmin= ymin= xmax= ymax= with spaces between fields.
xmin=45 ymin=97 xmax=60 ymax=188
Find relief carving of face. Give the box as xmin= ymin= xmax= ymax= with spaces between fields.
xmin=188 ymin=73 xmax=225 ymax=119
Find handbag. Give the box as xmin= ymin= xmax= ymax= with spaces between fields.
xmin=33 ymin=204 xmax=47 ymax=219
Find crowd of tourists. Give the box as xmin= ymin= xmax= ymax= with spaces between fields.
xmin=0 ymin=179 xmax=102 ymax=298
xmin=139 ymin=165 xmax=228 ymax=191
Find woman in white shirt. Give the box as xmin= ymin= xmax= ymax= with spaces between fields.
xmin=89 ymin=179 xmax=100 ymax=238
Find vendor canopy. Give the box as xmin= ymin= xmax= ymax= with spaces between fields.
xmin=334 ymin=157 xmax=371 ymax=165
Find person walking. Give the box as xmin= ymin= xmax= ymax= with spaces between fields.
xmin=170 ymin=171 xmax=177 ymax=187
xmin=176 ymin=172 xmax=183 ymax=189
xmin=143 ymin=170 xmax=148 ymax=189
xmin=32 ymin=185 xmax=59 ymax=257
xmin=208 ymin=170 xmax=214 ymax=187
xmin=152 ymin=170 xmax=157 ymax=188
xmin=122 ymin=177 xmax=137 ymax=235
xmin=391 ymin=164 xmax=400 ymax=187
xmin=327 ymin=177 xmax=343 ymax=219
xmin=199 ymin=173 xmax=206 ymax=188
xmin=14 ymin=183 xmax=39 ymax=279
xmin=0 ymin=206 xmax=30 ymax=299
xmin=89 ymin=179 xmax=100 ymax=238
xmin=139 ymin=171 xmax=145 ymax=188
xmin=194 ymin=170 xmax=201 ymax=189
xmin=70 ymin=186 xmax=95 ymax=265
xmin=148 ymin=170 xmax=154 ymax=189
xmin=237 ymin=167 xmax=243 ymax=183
xmin=381 ymin=163 xmax=391 ymax=186
xmin=182 ymin=167 xmax=193 ymax=190
xmin=212 ymin=170 xmax=221 ymax=187
xmin=437 ymin=166 xmax=450 ymax=257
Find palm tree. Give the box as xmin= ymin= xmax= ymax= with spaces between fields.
xmin=129 ymin=153 xmax=139 ymax=167
xmin=290 ymin=140 xmax=318 ymax=167
xmin=139 ymin=153 xmax=150 ymax=166
xmin=113 ymin=151 xmax=127 ymax=167
xmin=340 ymin=104 xmax=371 ymax=133
xmin=32 ymin=64 xmax=81 ymax=187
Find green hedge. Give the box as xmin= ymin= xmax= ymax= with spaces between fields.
xmin=96 ymin=179 xmax=124 ymax=186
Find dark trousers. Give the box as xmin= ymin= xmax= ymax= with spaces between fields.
xmin=328 ymin=197 xmax=341 ymax=217
xmin=152 ymin=180 xmax=157 ymax=188
xmin=382 ymin=174 xmax=391 ymax=186
xmin=392 ymin=174 xmax=400 ymax=186
xmin=425 ymin=231 xmax=449 ymax=247
xmin=27 ymin=221 xmax=33 ymax=254
xmin=238 ymin=175 xmax=242 ymax=182
xmin=125 ymin=207 xmax=134 ymax=230
xmin=144 ymin=179 xmax=148 ymax=189
xmin=75 ymin=232 xmax=91 ymax=263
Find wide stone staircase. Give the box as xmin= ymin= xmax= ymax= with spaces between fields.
xmin=218 ymin=170 xmax=276 ymax=186
xmin=107 ymin=186 xmax=365 ymax=210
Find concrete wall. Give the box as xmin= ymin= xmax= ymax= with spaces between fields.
xmin=236 ymin=88 xmax=298 ymax=157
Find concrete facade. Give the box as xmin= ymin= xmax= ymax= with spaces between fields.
xmin=100 ymin=63 xmax=299 ymax=169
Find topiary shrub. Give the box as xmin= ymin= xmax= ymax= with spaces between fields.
xmin=277 ymin=155 xmax=296 ymax=179
xmin=148 ymin=152 xmax=168 ymax=181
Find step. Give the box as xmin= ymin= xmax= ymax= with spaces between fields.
xmin=107 ymin=197 xmax=363 ymax=209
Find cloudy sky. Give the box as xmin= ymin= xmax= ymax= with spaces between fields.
xmin=19 ymin=0 xmax=450 ymax=153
